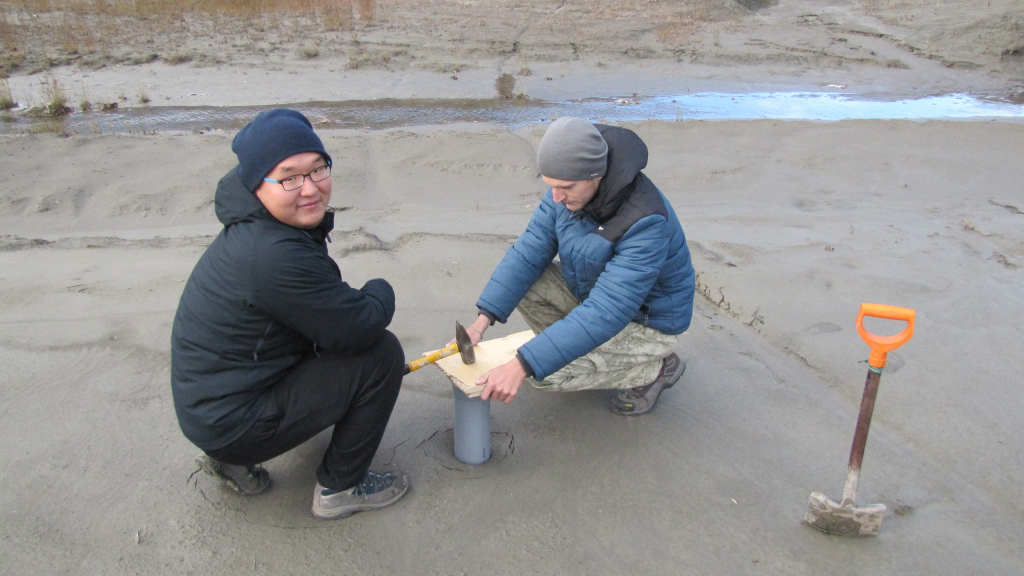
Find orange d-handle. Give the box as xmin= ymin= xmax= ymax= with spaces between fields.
xmin=855 ymin=303 xmax=915 ymax=369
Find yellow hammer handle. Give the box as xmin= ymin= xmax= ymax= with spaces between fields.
xmin=406 ymin=342 xmax=459 ymax=373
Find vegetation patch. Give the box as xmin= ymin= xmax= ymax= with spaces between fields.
xmin=162 ymin=52 xmax=193 ymax=65
xmin=42 ymin=76 xmax=71 ymax=116
xmin=623 ymin=46 xmax=656 ymax=59
xmin=0 ymin=77 xmax=15 ymax=109
xmin=0 ymin=0 xmax=376 ymax=73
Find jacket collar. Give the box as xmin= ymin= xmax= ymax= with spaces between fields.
xmin=582 ymin=125 xmax=649 ymax=224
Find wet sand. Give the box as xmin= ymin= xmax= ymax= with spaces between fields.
xmin=1 ymin=119 xmax=1023 ymax=574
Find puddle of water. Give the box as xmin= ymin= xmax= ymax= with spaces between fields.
xmin=650 ymin=92 xmax=1024 ymax=121
xmin=2 ymin=92 xmax=1022 ymax=135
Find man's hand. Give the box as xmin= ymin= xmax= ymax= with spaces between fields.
xmin=478 ymin=358 xmax=527 ymax=404
xmin=450 ymin=314 xmax=490 ymax=347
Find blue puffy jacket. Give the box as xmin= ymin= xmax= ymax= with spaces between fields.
xmin=476 ymin=125 xmax=695 ymax=380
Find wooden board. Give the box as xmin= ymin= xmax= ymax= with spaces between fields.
xmin=433 ymin=330 xmax=535 ymax=398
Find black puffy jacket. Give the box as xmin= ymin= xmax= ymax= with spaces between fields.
xmin=171 ymin=168 xmax=396 ymax=450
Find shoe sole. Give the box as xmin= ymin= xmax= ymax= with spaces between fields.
xmin=311 ymin=480 xmax=410 ymax=520
xmin=194 ymin=454 xmax=270 ymax=496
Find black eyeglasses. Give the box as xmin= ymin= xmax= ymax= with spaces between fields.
xmin=263 ymin=164 xmax=332 ymax=191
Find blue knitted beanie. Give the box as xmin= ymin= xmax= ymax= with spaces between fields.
xmin=231 ymin=109 xmax=332 ymax=192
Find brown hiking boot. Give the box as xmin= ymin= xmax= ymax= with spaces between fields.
xmin=609 ymin=353 xmax=685 ymax=416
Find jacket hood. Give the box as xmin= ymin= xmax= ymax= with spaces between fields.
xmin=215 ymin=167 xmax=267 ymax=226
xmin=214 ymin=166 xmax=334 ymax=240
xmin=582 ymin=125 xmax=649 ymax=223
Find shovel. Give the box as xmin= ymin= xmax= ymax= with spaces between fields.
xmin=804 ymin=303 xmax=915 ymax=537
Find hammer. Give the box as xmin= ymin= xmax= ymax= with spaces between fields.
xmin=403 ymin=321 xmax=476 ymax=375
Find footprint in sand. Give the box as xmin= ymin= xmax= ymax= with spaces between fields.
xmin=806 ymin=322 xmax=842 ymax=335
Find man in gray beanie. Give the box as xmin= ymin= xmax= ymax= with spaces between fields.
xmin=462 ymin=117 xmax=695 ymax=415
xmin=171 ymin=109 xmax=409 ymax=520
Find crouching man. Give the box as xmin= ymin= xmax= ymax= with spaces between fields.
xmin=465 ymin=117 xmax=695 ymax=414
xmin=171 ymin=109 xmax=408 ymax=519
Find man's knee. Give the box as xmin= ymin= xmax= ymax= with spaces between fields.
xmin=374 ymin=330 xmax=406 ymax=372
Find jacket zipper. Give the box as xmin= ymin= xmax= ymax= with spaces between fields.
xmin=253 ymin=320 xmax=274 ymax=362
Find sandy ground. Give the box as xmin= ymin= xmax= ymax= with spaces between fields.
xmin=2 ymin=1 xmax=1024 ymax=574
xmin=2 ymin=119 xmax=1023 ymax=574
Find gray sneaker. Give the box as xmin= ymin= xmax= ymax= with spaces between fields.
xmin=194 ymin=453 xmax=271 ymax=496
xmin=610 ymin=353 xmax=685 ymax=416
xmin=311 ymin=469 xmax=410 ymax=520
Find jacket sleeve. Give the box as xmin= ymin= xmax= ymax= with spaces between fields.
xmin=252 ymin=235 xmax=393 ymax=353
xmin=476 ymin=190 xmax=560 ymax=322
xmin=519 ymin=214 xmax=670 ymax=380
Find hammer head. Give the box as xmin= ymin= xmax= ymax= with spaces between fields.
xmin=455 ymin=321 xmax=476 ymax=365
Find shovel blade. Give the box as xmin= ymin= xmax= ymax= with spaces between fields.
xmin=803 ymin=491 xmax=885 ymax=537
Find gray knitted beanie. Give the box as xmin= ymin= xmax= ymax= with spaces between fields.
xmin=536 ymin=117 xmax=608 ymax=181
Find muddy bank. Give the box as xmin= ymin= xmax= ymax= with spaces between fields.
xmin=7 ymin=91 xmax=1024 ymax=136
xmin=4 ymin=0 xmax=1024 ymax=113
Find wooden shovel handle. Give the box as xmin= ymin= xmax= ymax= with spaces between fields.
xmin=856 ymin=303 xmax=915 ymax=368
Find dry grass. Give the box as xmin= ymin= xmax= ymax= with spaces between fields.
xmin=355 ymin=0 xmax=375 ymax=23
xmin=28 ymin=115 xmax=69 ymax=134
xmin=0 ymin=14 xmax=17 ymax=51
xmin=0 ymin=0 xmax=385 ymax=73
xmin=516 ymin=54 xmax=531 ymax=76
xmin=0 ymin=0 xmax=758 ymax=77
xmin=42 ymin=76 xmax=71 ymax=115
xmin=0 ymin=77 xmax=15 ymax=109
xmin=346 ymin=47 xmax=408 ymax=70
xmin=5 ymin=0 xmax=365 ymax=19
xmin=162 ymin=52 xmax=193 ymax=65
xmin=77 ymin=79 xmax=91 ymax=110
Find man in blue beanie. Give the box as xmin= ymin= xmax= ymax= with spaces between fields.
xmin=462 ymin=117 xmax=695 ymax=415
xmin=171 ymin=109 xmax=409 ymax=519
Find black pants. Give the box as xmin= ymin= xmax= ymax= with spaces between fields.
xmin=206 ymin=331 xmax=405 ymax=491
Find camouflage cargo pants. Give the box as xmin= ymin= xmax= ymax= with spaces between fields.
xmin=518 ymin=262 xmax=680 ymax=392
